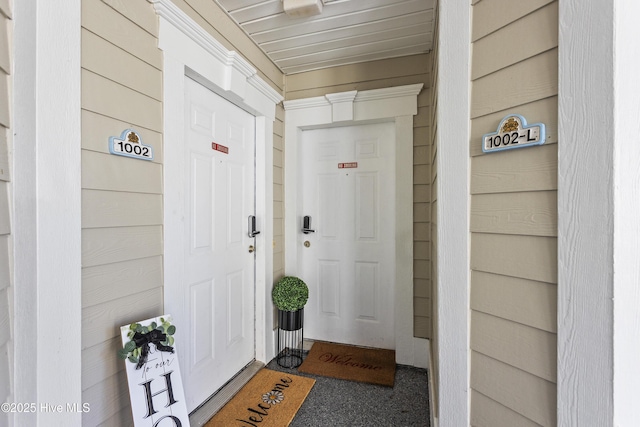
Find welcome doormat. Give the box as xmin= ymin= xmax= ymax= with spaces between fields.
xmin=297 ymin=341 xmax=396 ymax=387
xmin=204 ymin=369 xmax=315 ymax=427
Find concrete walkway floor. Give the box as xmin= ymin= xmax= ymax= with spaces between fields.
xmin=266 ymin=356 xmax=431 ymax=427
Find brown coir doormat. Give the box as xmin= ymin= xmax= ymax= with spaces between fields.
xmin=298 ymin=341 xmax=396 ymax=387
xmin=205 ymin=369 xmax=315 ymax=427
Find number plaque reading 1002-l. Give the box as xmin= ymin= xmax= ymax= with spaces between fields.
xmin=482 ymin=114 xmax=546 ymax=153
xmin=109 ymin=129 xmax=154 ymax=161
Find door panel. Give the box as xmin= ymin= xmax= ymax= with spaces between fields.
xmin=181 ymin=77 xmax=256 ymax=411
xmin=318 ymin=260 xmax=340 ymax=316
xmin=191 ymin=154 xmax=213 ymax=250
xmin=356 ymin=172 xmax=378 ymax=240
xmin=299 ymin=122 xmax=396 ymax=349
xmin=355 ymin=261 xmax=378 ymax=320
xmin=190 ymin=279 xmax=214 ymax=366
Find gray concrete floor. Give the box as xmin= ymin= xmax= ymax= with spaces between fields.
xmin=266 ymin=355 xmax=431 ymax=427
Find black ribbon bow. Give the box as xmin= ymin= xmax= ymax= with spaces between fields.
xmin=133 ymin=329 xmax=174 ymax=370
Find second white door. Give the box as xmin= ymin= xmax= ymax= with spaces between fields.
xmin=298 ymin=122 xmax=396 ymax=349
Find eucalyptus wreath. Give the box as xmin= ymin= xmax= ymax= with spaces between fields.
xmin=118 ymin=318 xmax=176 ymax=368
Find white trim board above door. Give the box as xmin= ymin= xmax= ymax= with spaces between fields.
xmin=283 ymin=84 xmax=428 ymax=368
xmin=150 ymin=0 xmax=283 ymax=389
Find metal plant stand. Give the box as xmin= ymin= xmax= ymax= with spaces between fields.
xmin=276 ymin=308 xmax=304 ymax=368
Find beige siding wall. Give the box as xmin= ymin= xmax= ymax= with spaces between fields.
xmin=285 ymin=53 xmax=434 ymax=339
xmin=469 ymin=1 xmax=558 ymax=426
xmin=81 ymin=1 xmax=163 ymax=423
xmin=0 ymin=2 xmax=11 ymax=425
xmin=80 ymin=0 xmax=283 ymax=424
xmin=274 ymin=103 xmax=285 ymax=280
xmin=428 ymin=5 xmax=439 ymax=417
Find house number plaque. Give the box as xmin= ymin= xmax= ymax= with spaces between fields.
xmin=482 ymin=114 xmax=546 ymax=153
xmin=109 ymin=129 xmax=154 ymax=161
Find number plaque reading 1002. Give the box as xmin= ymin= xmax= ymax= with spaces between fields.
xmin=109 ymin=129 xmax=154 ymax=161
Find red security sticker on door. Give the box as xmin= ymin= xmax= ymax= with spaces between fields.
xmin=338 ymin=162 xmax=358 ymax=169
xmin=212 ymin=142 xmax=229 ymax=154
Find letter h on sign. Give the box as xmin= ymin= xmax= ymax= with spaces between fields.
xmin=139 ymin=371 xmax=179 ymax=418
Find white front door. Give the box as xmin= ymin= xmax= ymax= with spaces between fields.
xmin=177 ymin=77 xmax=256 ymax=411
xmin=298 ymin=122 xmax=396 ymax=349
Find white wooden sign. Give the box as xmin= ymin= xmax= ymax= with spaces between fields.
xmin=109 ymin=129 xmax=154 ymax=161
xmin=119 ymin=315 xmax=190 ymax=427
xmin=482 ymin=114 xmax=546 ymax=153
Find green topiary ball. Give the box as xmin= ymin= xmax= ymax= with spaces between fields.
xmin=272 ymin=276 xmax=309 ymax=312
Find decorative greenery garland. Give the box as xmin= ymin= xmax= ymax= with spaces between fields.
xmin=272 ymin=276 xmax=309 ymax=312
xmin=118 ymin=317 xmax=176 ymax=366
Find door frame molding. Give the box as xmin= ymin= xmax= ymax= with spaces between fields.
xmin=283 ymin=84 xmax=427 ymax=367
xmin=151 ymin=0 xmax=283 ymax=366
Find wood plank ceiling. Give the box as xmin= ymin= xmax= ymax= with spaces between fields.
xmin=214 ymin=0 xmax=436 ymax=74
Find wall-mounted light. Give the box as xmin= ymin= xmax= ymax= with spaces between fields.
xmin=283 ymin=0 xmax=323 ymax=18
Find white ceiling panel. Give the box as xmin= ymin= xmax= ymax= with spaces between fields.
xmin=261 ymin=11 xmax=431 ymax=51
xmin=228 ymin=1 xmax=283 ymax=23
xmin=214 ymin=0 xmax=436 ymax=74
xmin=245 ymin=1 xmax=429 ymax=38
xmin=239 ymin=0 xmax=415 ymax=28
xmin=277 ymin=34 xmax=429 ymax=67
xmin=268 ymin=24 xmax=431 ymax=60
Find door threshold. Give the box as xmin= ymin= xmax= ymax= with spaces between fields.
xmin=189 ymin=360 xmax=265 ymax=426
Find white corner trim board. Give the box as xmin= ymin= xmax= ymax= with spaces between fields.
xmin=13 ymin=0 xmax=82 ymax=425
xmin=283 ymin=83 xmax=426 ymax=368
xmin=559 ymin=1 xmax=640 ymax=426
xmin=151 ymin=0 xmax=283 ymax=364
xmin=436 ymin=0 xmax=471 ymax=426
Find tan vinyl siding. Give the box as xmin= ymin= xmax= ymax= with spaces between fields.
xmin=470 ymin=389 xmax=544 ymax=427
xmin=81 ymin=1 xmax=163 ymax=422
xmin=469 ymin=1 xmax=558 ymax=426
xmin=286 ymin=53 xmax=434 ymax=339
xmin=0 ymin=3 xmax=11 ymax=425
xmin=471 ymin=351 xmax=556 ymax=426
xmin=428 ymin=5 xmax=439 ymax=417
xmin=0 ymin=15 xmax=7 ymax=129
xmin=416 ymin=58 xmax=435 ymax=340
xmin=470 ymin=271 xmax=557 ymax=333
xmin=274 ymin=103 xmax=285 ymax=280
xmin=285 ymin=54 xmax=431 ymax=99
xmin=80 ymin=0 xmax=284 ymax=424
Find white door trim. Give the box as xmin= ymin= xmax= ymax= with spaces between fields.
xmin=150 ymin=0 xmax=283 ymax=364
xmin=283 ymin=84 xmax=426 ymax=367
